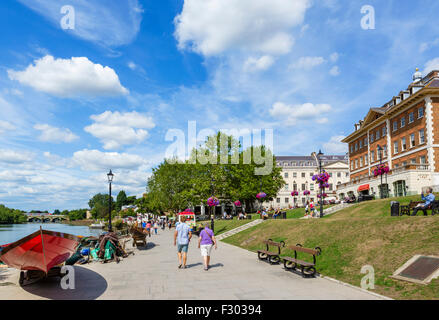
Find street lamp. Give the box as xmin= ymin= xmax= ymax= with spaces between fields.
xmin=377 ymin=145 xmax=383 ymax=199
xmin=107 ymin=169 xmax=114 ymax=232
xmin=312 ymin=150 xmax=324 ymax=218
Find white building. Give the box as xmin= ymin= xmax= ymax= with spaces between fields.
xmin=265 ymin=155 xmax=350 ymax=209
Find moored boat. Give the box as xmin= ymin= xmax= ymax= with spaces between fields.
xmin=0 ymin=228 xmax=80 ymax=283
xmin=89 ymin=221 xmax=105 ymax=229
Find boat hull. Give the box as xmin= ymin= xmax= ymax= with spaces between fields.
xmin=0 ymin=229 xmax=80 ymax=274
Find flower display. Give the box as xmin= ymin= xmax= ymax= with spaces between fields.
xmin=303 ymin=190 xmax=310 ymax=196
xmin=317 ymin=193 xmax=328 ymax=198
xmin=291 ymin=191 xmax=299 ymax=197
xmin=373 ymin=164 xmax=390 ymax=177
xmin=312 ymin=171 xmax=331 ymax=189
xmin=207 ymin=197 xmax=219 ymax=207
xmin=256 ymin=192 xmax=267 ymax=199
xmin=234 ymin=200 xmax=241 ymax=207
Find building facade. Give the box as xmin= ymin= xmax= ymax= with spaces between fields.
xmin=337 ymin=69 xmax=439 ymax=199
xmin=264 ymin=155 xmax=349 ymax=209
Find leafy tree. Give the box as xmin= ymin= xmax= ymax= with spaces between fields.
xmin=53 ymin=209 xmax=61 ymax=215
xmin=0 ymin=205 xmax=27 ymax=224
xmin=88 ymin=193 xmax=114 ymax=219
xmin=116 ymin=190 xmax=128 ymax=211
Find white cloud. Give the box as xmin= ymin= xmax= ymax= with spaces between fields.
xmin=269 ymin=102 xmax=332 ymax=126
xmin=0 ymin=149 xmax=35 ymax=164
xmin=8 ymin=55 xmax=129 ymax=98
xmin=72 ymin=149 xmax=145 ymax=171
xmin=0 ymin=120 xmax=15 ymax=134
xmin=290 ymin=56 xmax=326 ymax=69
xmin=84 ymin=111 xmax=155 ymax=150
xmin=243 ymin=56 xmax=275 ymax=72
xmin=17 ymin=0 xmax=143 ymax=47
xmin=329 ymin=66 xmax=340 ymax=76
xmin=329 ymin=52 xmax=339 ymax=63
xmin=128 ymin=62 xmax=137 ymax=70
xmin=34 ymin=124 xmax=79 ymax=143
xmin=323 ymin=135 xmax=347 ymax=154
xmin=423 ymin=58 xmax=439 ymax=75
xmin=174 ymin=0 xmax=311 ymax=56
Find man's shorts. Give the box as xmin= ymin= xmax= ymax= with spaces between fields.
xmin=177 ymin=244 xmax=189 ymax=253
xmin=200 ymin=244 xmax=213 ymax=256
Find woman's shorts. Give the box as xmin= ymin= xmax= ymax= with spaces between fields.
xmin=200 ymin=244 xmax=213 ymax=256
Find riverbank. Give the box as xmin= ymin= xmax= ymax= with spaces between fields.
xmin=66 ymin=220 xmax=94 ymax=226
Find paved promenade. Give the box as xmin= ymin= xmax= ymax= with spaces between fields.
xmin=0 ymin=228 xmax=384 ymax=300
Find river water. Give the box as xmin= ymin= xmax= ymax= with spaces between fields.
xmin=0 ymin=223 xmax=104 ymax=245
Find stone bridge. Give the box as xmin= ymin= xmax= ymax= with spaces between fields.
xmin=27 ymin=215 xmax=68 ymax=223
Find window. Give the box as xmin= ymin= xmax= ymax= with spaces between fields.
xmin=370 ymin=134 xmax=374 ymax=143
xmin=418 ymin=107 xmax=424 ymax=119
xmin=310 ymin=184 xmax=314 ymax=191
xmin=394 ymin=141 xmax=399 ymax=154
xmin=364 ymin=154 xmax=368 ymax=165
xmin=310 ymin=172 xmax=313 ymax=177
xmin=350 ymin=145 xmax=353 ymax=153
xmin=355 ymin=159 xmax=358 ymax=169
xmin=420 ymin=156 xmax=426 ymax=164
xmin=360 ymin=157 xmax=363 ymax=167
xmin=376 ymin=131 xmax=380 ymax=140
xmin=293 ymin=183 xmax=297 ymax=191
xmin=382 ymin=126 xmax=387 ymax=136
xmin=355 ymin=143 xmax=358 ymax=151
xmin=329 ymin=184 xmax=333 ymax=191
xmin=337 ymin=172 xmax=341 ymax=178
xmin=419 ymin=129 xmax=425 ymax=144
xmin=364 ymin=137 xmax=368 ymax=146
xmin=284 ymin=184 xmax=289 ymax=191
xmin=346 ymin=172 xmax=349 ymax=177
xmin=371 ymin=151 xmax=375 ymax=162
xmin=409 ymin=112 xmax=414 ymax=123
xmin=284 ymin=172 xmax=288 ymax=178
xmin=301 ymin=184 xmax=306 ymax=190
xmin=383 ymin=145 xmax=388 ymax=158
xmin=393 ymin=121 xmax=398 ymax=131
xmin=276 ymin=198 xmax=281 ymax=203
xmin=359 ymin=140 xmax=363 ymax=149
xmin=411 ymin=158 xmax=416 ymax=164
xmin=401 ymin=138 xmax=407 ymax=151
xmin=401 ymin=117 xmax=405 ymax=128
xmin=301 ymin=173 xmax=306 ymax=178
xmin=410 ymin=133 xmax=415 ymax=148
xmin=293 ymin=172 xmax=297 ymax=178
xmin=285 ymin=198 xmax=289 ymax=203
xmin=350 ymin=161 xmax=354 ymax=170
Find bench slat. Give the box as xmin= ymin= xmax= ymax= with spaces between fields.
xmin=263 ymin=240 xmax=283 ymax=247
xmin=282 ymin=257 xmax=314 ymax=267
xmin=258 ymin=250 xmax=278 ymax=256
xmin=288 ymin=246 xmax=318 ymax=255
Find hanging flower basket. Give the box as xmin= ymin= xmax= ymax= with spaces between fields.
xmin=303 ymin=190 xmax=310 ymax=196
xmin=373 ymin=164 xmax=390 ymax=177
xmin=317 ymin=193 xmax=328 ymax=199
xmin=312 ymin=171 xmax=331 ymax=189
xmin=256 ymin=192 xmax=267 ymax=200
xmin=234 ymin=200 xmax=241 ymax=207
xmin=207 ymin=197 xmax=219 ymax=207
xmin=291 ymin=191 xmax=299 ymax=197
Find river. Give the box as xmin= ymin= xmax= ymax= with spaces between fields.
xmin=0 ymin=223 xmax=104 ymax=245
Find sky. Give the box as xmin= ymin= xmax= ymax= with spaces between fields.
xmin=1 ymin=0 xmax=439 ymax=211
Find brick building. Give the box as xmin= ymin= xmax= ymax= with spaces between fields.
xmin=337 ymin=69 xmax=439 ymax=199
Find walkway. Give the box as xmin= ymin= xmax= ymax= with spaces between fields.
xmin=0 ymin=228 xmax=385 ymax=300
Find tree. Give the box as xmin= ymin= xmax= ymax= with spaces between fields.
xmin=54 ymin=209 xmax=61 ymax=215
xmin=116 ymin=190 xmax=128 ymax=211
xmin=88 ymin=193 xmax=114 ymax=219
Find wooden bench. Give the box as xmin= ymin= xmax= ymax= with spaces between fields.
xmin=401 ymin=200 xmax=439 ymax=216
xmin=129 ymin=227 xmax=147 ymax=247
xmin=282 ymin=244 xmax=322 ymax=277
xmin=400 ymin=201 xmax=423 ymax=216
xmin=257 ymin=239 xmax=285 ymax=264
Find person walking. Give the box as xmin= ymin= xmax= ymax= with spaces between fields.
xmin=198 ymin=223 xmax=217 ymax=271
xmin=174 ymin=217 xmax=192 ymax=269
xmin=153 ymin=220 xmax=159 ymax=235
xmin=146 ymin=221 xmax=152 ymax=237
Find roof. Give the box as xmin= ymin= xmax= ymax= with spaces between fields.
xmin=276 ymin=155 xmax=348 ymax=167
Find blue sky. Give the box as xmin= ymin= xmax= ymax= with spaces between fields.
xmin=1 ymin=0 xmax=439 ymax=211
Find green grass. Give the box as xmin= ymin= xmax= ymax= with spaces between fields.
xmin=223 ymin=194 xmax=439 ymax=300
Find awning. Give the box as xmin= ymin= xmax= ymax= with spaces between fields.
xmin=358 ymin=184 xmax=370 ymax=192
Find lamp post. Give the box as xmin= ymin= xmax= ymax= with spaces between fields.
xmin=107 ymin=169 xmax=114 ymax=232
xmin=377 ymin=145 xmax=383 ymax=199
xmin=312 ymin=150 xmax=324 ymax=218
xmin=210 ymin=176 xmax=215 ymax=230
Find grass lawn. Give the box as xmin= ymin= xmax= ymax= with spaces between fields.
xmin=196 ymin=216 xmax=260 ymax=236
xmin=223 ymin=194 xmax=439 ymax=300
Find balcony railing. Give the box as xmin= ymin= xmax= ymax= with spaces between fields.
xmin=337 ymin=164 xmax=430 ymax=189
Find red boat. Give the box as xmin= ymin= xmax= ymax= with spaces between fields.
xmin=0 ymin=228 xmax=80 ymax=283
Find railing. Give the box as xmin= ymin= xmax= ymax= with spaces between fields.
xmin=337 ymin=164 xmax=430 ymax=189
